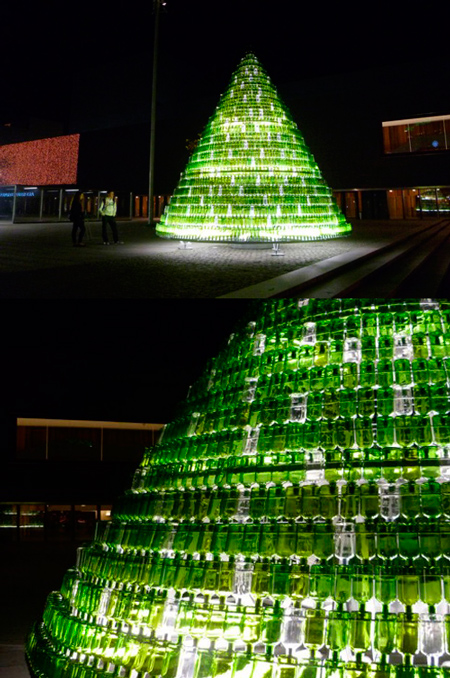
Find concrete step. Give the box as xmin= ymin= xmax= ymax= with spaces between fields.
xmin=327 ymin=219 xmax=450 ymax=297
xmin=219 ymin=220 xmax=445 ymax=298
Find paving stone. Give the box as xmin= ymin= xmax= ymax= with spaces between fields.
xmin=0 ymin=218 xmax=431 ymax=298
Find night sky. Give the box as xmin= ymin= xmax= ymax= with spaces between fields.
xmin=3 ymin=0 xmax=449 ymax=126
xmin=2 ymin=301 xmax=254 ymax=425
xmin=2 ymin=0 xmax=449 ymax=197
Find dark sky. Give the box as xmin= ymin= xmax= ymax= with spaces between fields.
xmin=3 ymin=0 xmax=449 ymax=125
xmin=2 ymin=301 xmax=254 ymax=425
xmin=2 ymin=0 xmax=449 ymax=197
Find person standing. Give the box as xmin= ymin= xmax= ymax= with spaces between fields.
xmin=69 ymin=192 xmax=86 ymax=247
xmin=99 ymin=191 xmax=123 ymax=244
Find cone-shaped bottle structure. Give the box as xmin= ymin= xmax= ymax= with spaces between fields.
xmin=27 ymin=298 xmax=450 ymax=678
xmin=156 ymin=54 xmax=351 ymax=243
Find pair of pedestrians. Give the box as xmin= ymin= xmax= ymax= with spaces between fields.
xmin=69 ymin=191 xmax=123 ymax=246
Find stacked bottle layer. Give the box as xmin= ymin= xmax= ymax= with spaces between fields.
xmin=27 ymin=299 xmax=450 ymax=678
xmin=156 ymin=53 xmax=351 ymax=242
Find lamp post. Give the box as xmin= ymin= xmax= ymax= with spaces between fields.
xmin=148 ymin=0 xmax=165 ymax=224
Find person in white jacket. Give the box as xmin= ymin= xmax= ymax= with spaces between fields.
xmin=99 ymin=191 xmax=122 ymax=244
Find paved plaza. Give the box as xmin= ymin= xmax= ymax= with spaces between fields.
xmin=0 ymin=218 xmax=446 ymax=298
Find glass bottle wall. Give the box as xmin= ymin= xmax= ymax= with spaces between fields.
xmin=157 ymin=53 xmax=351 ymax=243
xmin=27 ymin=299 xmax=450 ymax=678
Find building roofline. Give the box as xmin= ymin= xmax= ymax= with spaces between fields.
xmin=17 ymin=417 xmax=164 ymax=430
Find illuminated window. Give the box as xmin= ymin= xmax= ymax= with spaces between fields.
xmin=46 ymin=505 xmax=72 ymax=541
xmin=74 ymin=505 xmax=97 ymax=541
xmin=20 ymin=504 xmax=45 ymax=541
xmin=382 ymin=115 xmax=450 ymax=153
xmin=100 ymin=506 xmax=112 ymax=521
xmin=0 ymin=505 xmax=18 ymax=540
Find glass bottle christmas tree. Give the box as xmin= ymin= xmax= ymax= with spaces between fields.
xmin=156 ymin=53 xmax=351 ymax=243
xmin=27 ymin=299 xmax=450 ymax=678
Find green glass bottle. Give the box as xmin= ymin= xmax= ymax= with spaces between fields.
xmin=360 ymin=482 xmax=379 ymax=519
xmin=349 ymin=604 xmax=372 ymax=653
xmin=289 ymin=558 xmax=309 ymax=599
xmin=310 ymin=563 xmax=333 ymax=601
xmin=334 ymin=565 xmax=352 ymax=604
xmin=318 ymin=483 xmax=338 ymax=520
xmin=252 ymin=559 xmax=270 ymax=596
xmin=398 ymin=522 xmax=420 ymax=561
xmin=397 ymin=608 xmax=419 ymax=656
xmin=374 ymin=605 xmax=397 ymax=655
xmin=398 ymin=564 xmax=420 ymax=606
xmin=261 ymin=601 xmax=282 ymax=645
xmin=353 ymin=564 xmax=372 ymax=603
xmin=340 ymin=389 xmax=357 ymax=419
xmin=304 ymin=608 xmax=325 ymax=649
xmin=275 ymin=655 xmax=297 ymax=678
xmin=378 ymin=523 xmax=398 ymax=561
xmin=326 ymin=603 xmax=348 ymax=652
xmin=420 ymin=567 xmax=442 ymax=607
xmin=420 ymin=480 xmax=442 ymax=519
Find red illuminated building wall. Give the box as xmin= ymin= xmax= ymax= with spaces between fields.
xmin=0 ymin=135 xmax=80 ymax=186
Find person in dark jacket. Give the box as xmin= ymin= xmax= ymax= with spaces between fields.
xmin=69 ymin=192 xmax=86 ymax=247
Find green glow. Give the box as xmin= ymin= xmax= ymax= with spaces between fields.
xmin=156 ymin=53 xmax=351 ymax=243
xmin=27 ymin=299 xmax=450 ymax=678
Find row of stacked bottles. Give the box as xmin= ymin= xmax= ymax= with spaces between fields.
xmin=27 ymin=299 xmax=450 ymax=678
xmin=156 ymin=54 xmax=351 ymax=242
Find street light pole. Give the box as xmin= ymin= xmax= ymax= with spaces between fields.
xmin=148 ymin=0 xmax=163 ymax=225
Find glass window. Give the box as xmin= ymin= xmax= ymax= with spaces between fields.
xmin=0 ymin=187 xmax=14 ymax=221
xmin=100 ymin=505 xmax=112 ymax=521
xmin=437 ymin=187 xmax=450 ymax=215
xmin=20 ymin=504 xmax=45 ymax=541
xmin=409 ymin=119 xmax=445 ymax=152
xmin=0 ymin=504 xmax=18 ymax=541
xmin=383 ymin=124 xmax=410 ymax=153
xmin=42 ymin=190 xmax=60 ymax=217
xmin=16 ymin=426 xmax=46 ymax=460
xmin=48 ymin=427 xmax=101 ymax=461
xmin=419 ymin=188 xmax=439 ymax=216
xmin=14 ymin=189 xmax=41 ymax=219
xmin=383 ymin=115 xmax=450 ymax=154
xmin=102 ymin=428 xmax=154 ymax=462
xmin=46 ymin=505 xmax=73 ymax=541
xmin=74 ymin=505 xmax=97 ymax=541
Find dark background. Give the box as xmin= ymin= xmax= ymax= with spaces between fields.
xmin=0 ymin=300 xmax=253 ymax=505
xmin=4 ymin=0 xmax=449 ymax=121
xmin=3 ymin=1 xmax=450 ymax=194
xmin=1 ymin=301 xmax=254 ymax=426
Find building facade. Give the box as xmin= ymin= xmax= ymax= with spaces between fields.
xmin=1 ymin=57 xmax=449 ymax=222
xmin=0 ymin=418 xmax=163 ymax=544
